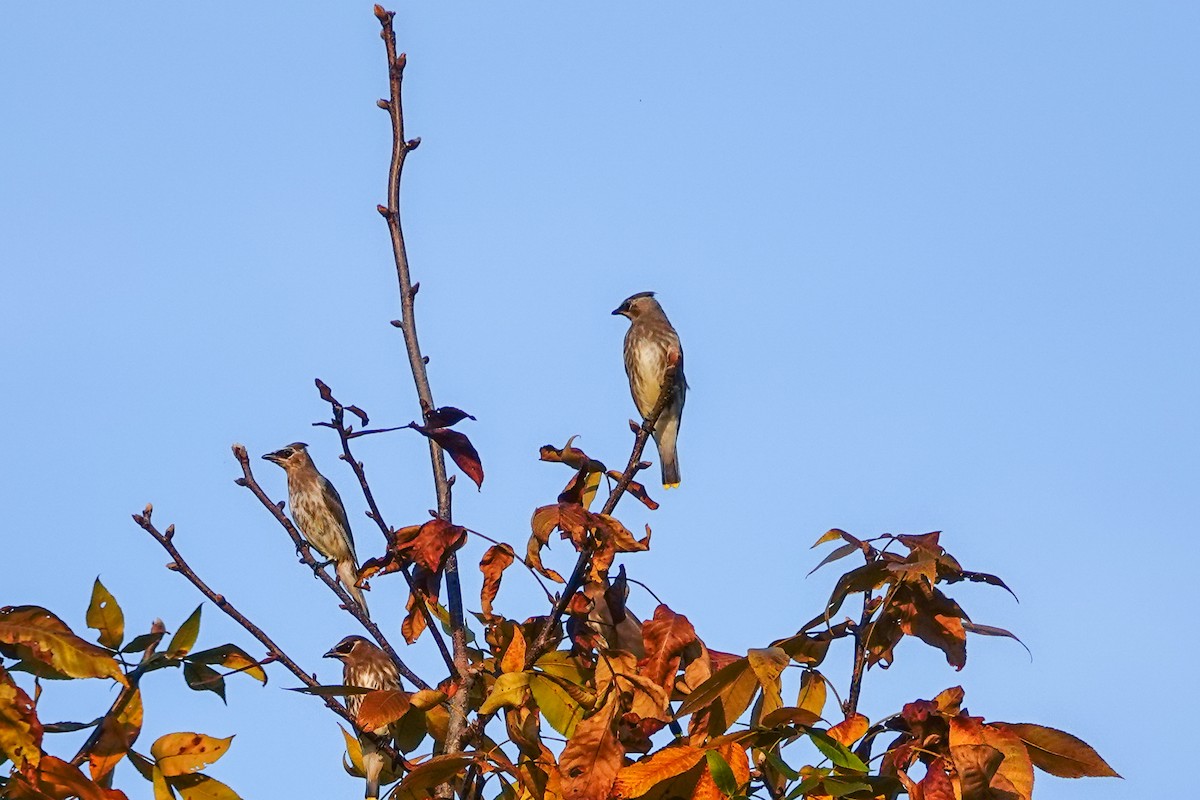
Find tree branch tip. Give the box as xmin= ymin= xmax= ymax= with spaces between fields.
xmin=406 ymin=137 xmax=422 ymax=151
xmin=410 ymin=281 xmax=420 ymax=297
xmin=377 ymin=98 xmax=390 ymax=110
xmin=276 ymin=501 xmax=286 ymax=512
xmin=628 ymin=419 xmax=640 ymax=434
xmin=390 ymin=319 xmax=403 ymax=327
xmin=422 ymin=355 xmax=430 ymax=365
xmin=234 ymin=477 xmax=248 ymax=487
xmin=377 ymin=204 xmax=393 ymax=217
xmin=396 ymin=52 xmax=407 ymax=69
xmin=447 ymin=474 xmax=457 ymax=487
xmin=164 ymin=524 xmax=175 ymax=540
xmin=143 ymin=502 xmax=154 ymax=517
xmin=131 ymin=513 xmax=145 ymax=526
xmin=636 ymin=460 xmax=652 ymax=471
xmin=373 ymin=5 xmax=392 ymax=23
xmin=232 ymin=443 xmax=248 ymax=458
xmin=166 ymin=562 xmax=180 ymax=572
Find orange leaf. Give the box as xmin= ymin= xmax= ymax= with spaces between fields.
xmin=478 ymin=543 xmax=515 ymax=617
xmin=27 ymin=755 xmax=128 ymax=800
xmin=501 ymin=627 xmax=527 ymax=674
xmin=560 ymin=697 xmax=624 ymax=800
xmin=612 ymin=745 xmax=705 ymax=798
xmin=88 ymin=688 xmax=143 ymax=781
xmin=357 ymin=689 xmax=412 ymax=732
xmin=950 ymin=716 xmax=1033 ymax=799
xmin=827 ymin=713 xmax=868 ymax=746
xmin=639 ymin=604 xmax=697 ymax=694
xmin=919 ymin=756 xmax=956 ymax=800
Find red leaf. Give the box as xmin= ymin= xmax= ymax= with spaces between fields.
xmin=639 ymin=604 xmax=697 ymax=694
xmin=423 ymin=406 xmax=476 ymax=429
xmin=408 ymin=423 xmax=484 ymax=489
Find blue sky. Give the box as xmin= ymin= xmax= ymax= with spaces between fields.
xmin=3 ymin=3 xmax=1196 ymax=798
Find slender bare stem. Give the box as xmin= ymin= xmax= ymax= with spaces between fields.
xmin=131 ymin=507 xmax=402 ymax=764
xmin=523 ymin=363 xmax=679 ymax=669
xmin=844 ymin=590 xmax=874 ymax=716
xmin=374 ymin=5 xmax=471 ymax=761
xmin=231 ymin=444 xmax=429 ymax=690
xmin=314 ymin=380 xmax=457 ymax=676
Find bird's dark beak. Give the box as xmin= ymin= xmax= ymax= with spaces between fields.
xmin=323 ymin=648 xmax=340 ymax=660
xmin=612 ymin=305 xmax=626 ymax=316
xmin=263 ymin=451 xmax=285 ymax=464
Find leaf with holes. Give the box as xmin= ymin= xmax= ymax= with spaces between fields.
xmin=150 ymin=732 xmax=234 ymax=777
xmin=0 ymin=606 xmax=126 ymax=685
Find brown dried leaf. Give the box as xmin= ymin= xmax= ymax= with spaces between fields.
xmin=24 ymin=754 xmax=129 ymax=800
xmin=607 ymin=471 xmax=660 ymax=511
xmin=393 ymin=754 xmax=477 ymax=800
xmin=993 ymin=722 xmax=1120 ymax=779
xmin=920 ymin=756 xmax=956 ymax=800
xmin=408 ymin=423 xmax=484 ymax=489
xmin=541 ymin=437 xmax=605 ymax=473
xmin=949 ymin=716 xmax=1033 ymax=799
xmin=479 ymin=543 xmax=516 ymax=618
xmin=796 ymin=671 xmax=827 ymax=719
xmin=560 ymin=696 xmax=624 ymax=800
xmin=948 ymin=744 xmax=1008 ymax=800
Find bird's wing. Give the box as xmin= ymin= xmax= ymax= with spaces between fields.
xmin=320 ymin=476 xmax=357 ymax=558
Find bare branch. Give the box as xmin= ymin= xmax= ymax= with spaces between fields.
xmin=374 ymin=5 xmax=472 ymax=760
xmin=231 ymin=444 xmax=430 ymax=691
xmin=130 ymin=506 xmax=402 ymax=765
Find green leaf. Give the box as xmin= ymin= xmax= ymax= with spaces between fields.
xmin=183 ymin=662 xmax=226 ymax=702
xmin=705 ymin=750 xmax=739 ymax=797
xmin=167 ymin=606 xmax=203 ymax=659
xmin=529 ymin=674 xmax=585 ymax=737
xmin=186 ymin=645 xmax=267 ymax=684
xmin=286 ymin=684 xmax=374 ymax=697
xmin=86 ymin=578 xmax=124 ymax=650
xmin=823 ymin=777 xmax=872 ymax=796
xmin=764 ymin=751 xmax=800 ymax=781
xmin=123 ymin=631 xmax=166 ymax=654
xmin=809 ymin=730 xmax=868 ymax=773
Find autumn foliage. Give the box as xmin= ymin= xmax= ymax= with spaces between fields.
xmin=0 ymin=7 xmax=1118 ymax=800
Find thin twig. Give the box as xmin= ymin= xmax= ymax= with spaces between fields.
xmin=523 ymin=362 xmax=679 ymax=669
xmin=844 ymin=590 xmax=874 ymax=716
xmin=231 ymin=444 xmax=429 ymax=690
xmin=131 ymin=507 xmax=401 ymax=763
xmin=315 ymin=381 xmax=457 ymax=676
xmin=374 ymin=5 xmax=472 ymax=761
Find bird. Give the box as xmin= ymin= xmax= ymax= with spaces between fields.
xmin=612 ymin=292 xmax=688 ymax=488
xmin=325 ymin=635 xmax=401 ymax=800
xmin=262 ymin=442 xmax=369 ymax=612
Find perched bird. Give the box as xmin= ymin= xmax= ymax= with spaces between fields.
xmin=613 ymin=292 xmax=688 ymax=488
xmin=325 ymin=635 xmax=401 ymax=800
xmin=262 ymin=442 xmax=368 ymax=612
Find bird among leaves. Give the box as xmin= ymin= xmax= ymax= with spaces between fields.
xmin=325 ymin=635 xmax=401 ymax=800
xmin=263 ymin=442 xmax=369 ymax=612
xmin=613 ymin=292 xmax=688 ymax=488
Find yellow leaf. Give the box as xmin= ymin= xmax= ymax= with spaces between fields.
xmin=746 ymin=648 xmax=788 ymax=716
xmin=150 ymin=732 xmax=233 ymax=777
xmin=529 ymin=674 xmax=585 ymax=737
xmin=167 ymin=606 xmax=203 ymax=659
xmin=796 ymin=671 xmax=826 ymax=719
xmin=86 ymin=578 xmax=124 ymax=650
xmin=168 ymin=773 xmax=244 ymax=800
xmin=0 ymin=605 xmax=126 ymax=685
xmin=501 ymin=627 xmax=527 ymax=674
xmin=394 ymin=755 xmax=476 ymax=800
xmin=993 ymin=722 xmax=1121 ymax=779
xmin=0 ymin=665 xmax=41 ymax=775
xmin=153 ymin=765 xmax=175 ymax=800
xmin=480 ymin=672 xmax=531 ymax=715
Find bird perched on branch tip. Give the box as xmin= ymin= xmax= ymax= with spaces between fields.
xmin=613 ymin=291 xmax=688 ymax=488
xmin=263 ymin=442 xmax=369 ymax=612
xmin=325 ymin=635 xmax=401 ymax=800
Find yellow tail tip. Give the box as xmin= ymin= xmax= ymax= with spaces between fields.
xmin=663 ymin=482 xmax=680 ymax=490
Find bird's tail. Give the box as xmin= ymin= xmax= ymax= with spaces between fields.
xmin=654 ymin=414 xmax=681 ymax=489
xmin=338 ymin=560 xmax=369 ymax=615
xmin=362 ymin=736 xmax=383 ymax=800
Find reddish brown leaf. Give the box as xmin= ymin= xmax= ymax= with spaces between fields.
xmin=993 ymin=722 xmax=1120 ymax=779
xmin=640 ymin=605 xmax=697 ymax=694
xmin=920 ymin=756 xmax=956 ymax=800
xmin=408 ymin=423 xmax=484 ymax=489
xmin=559 ymin=697 xmax=624 ymax=800
xmin=606 ymin=470 xmax=660 ymax=510
xmin=949 ymin=744 xmax=1007 ymax=800
xmin=895 ymin=531 xmax=943 ymax=554
xmin=357 ymin=689 xmax=412 ymax=732
xmin=540 ymin=438 xmax=606 ymax=473
xmin=478 ymin=543 xmax=516 ymax=618
xmin=423 ymin=406 xmax=476 ymax=428
xmin=28 ymin=755 xmax=129 ymax=800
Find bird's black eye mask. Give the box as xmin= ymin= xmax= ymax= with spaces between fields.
xmin=277 ymin=448 xmax=295 ymax=459
xmin=336 ymin=641 xmax=355 ymax=655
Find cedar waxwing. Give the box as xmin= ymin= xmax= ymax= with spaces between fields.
xmin=325 ymin=635 xmax=400 ymax=800
xmin=613 ymin=292 xmax=688 ymax=488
